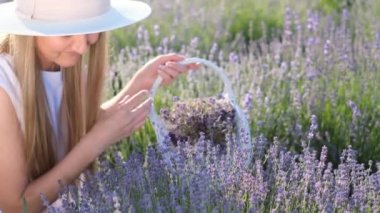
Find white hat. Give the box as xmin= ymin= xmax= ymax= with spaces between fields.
xmin=0 ymin=0 xmax=151 ymax=36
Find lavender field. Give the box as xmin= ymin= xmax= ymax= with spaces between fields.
xmin=46 ymin=0 xmax=380 ymax=212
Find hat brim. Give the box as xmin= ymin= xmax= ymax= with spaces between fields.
xmin=0 ymin=0 xmax=151 ymax=36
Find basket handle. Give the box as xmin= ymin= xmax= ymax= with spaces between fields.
xmin=149 ymin=57 xmax=252 ymax=166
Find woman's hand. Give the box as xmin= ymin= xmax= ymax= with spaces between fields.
xmin=92 ymin=90 xmax=152 ymax=151
xmin=95 ymin=53 xmax=199 ymax=150
xmin=132 ymin=53 xmax=199 ymax=91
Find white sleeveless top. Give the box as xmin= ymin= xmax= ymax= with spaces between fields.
xmin=41 ymin=70 xmax=66 ymax=161
xmin=0 ymin=54 xmax=66 ymax=161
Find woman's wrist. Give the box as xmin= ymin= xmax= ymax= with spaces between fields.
xmin=81 ymin=127 xmax=109 ymax=161
xmin=131 ymin=71 xmax=154 ymax=92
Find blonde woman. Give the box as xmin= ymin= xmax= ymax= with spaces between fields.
xmin=0 ymin=0 xmax=198 ymax=212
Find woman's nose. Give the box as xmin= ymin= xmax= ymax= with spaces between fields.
xmin=71 ymin=35 xmax=88 ymax=55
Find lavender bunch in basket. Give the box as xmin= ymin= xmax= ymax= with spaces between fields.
xmin=160 ymin=97 xmax=236 ymax=147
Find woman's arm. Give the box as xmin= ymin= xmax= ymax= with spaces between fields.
xmin=102 ymin=53 xmax=198 ymax=112
xmin=0 ymin=89 xmax=152 ymax=213
xmin=0 ymin=53 xmax=196 ymax=212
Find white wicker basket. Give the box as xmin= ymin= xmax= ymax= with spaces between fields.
xmin=149 ymin=57 xmax=252 ymax=167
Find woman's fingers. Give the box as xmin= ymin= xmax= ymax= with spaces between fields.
xmin=166 ymin=61 xmax=187 ymax=73
xmin=113 ymin=94 xmax=151 ymax=137
xmin=143 ymin=53 xmax=203 ymax=87
xmin=162 ymin=61 xmax=201 ymax=74
xmin=118 ymin=94 xmax=130 ymax=106
xmin=120 ymin=90 xmax=149 ymax=111
xmin=155 ymin=53 xmax=185 ymax=64
xmin=125 ymin=98 xmax=152 ymax=133
xmin=157 ymin=60 xmax=201 ymax=85
xmin=186 ymin=63 xmax=201 ymax=71
xmin=158 ymin=69 xmax=174 ymax=85
xmin=131 ymin=96 xmax=152 ymax=113
xmin=159 ymin=65 xmax=178 ymax=80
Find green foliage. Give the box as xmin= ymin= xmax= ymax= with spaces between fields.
xmin=312 ymin=73 xmax=380 ymax=166
xmin=318 ymin=0 xmax=344 ymax=14
xmin=110 ymin=0 xmax=364 ymax=53
xmin=223 ymin=0 xmax=284 ymax=43
xmin=246 ymin=65 xmax=380 ymax=165
xmin=317 ymin=0 xmax=357 ymax=14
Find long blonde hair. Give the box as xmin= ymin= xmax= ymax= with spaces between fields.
xmin=0 ymin=33 xmax=108 ymax=180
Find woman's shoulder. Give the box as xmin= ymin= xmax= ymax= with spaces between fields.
xmin=0 ymin=52 xmax=20 ymax=89
xmin=0 ymin=53 xmax=17 ymax=82
xmin=0 ymin=53 xmax=23 ymax=133
xmin=0 ymin=53 xmax=12 ymax=70
xmin=0 ymin=53 xmax=14 ymax=79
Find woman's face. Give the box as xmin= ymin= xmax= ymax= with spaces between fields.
xmin=35 ymin=33 xmax=100 ymax=71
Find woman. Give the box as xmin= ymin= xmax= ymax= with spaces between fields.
xmin=0 ymin=0 xmax=197 ymax=212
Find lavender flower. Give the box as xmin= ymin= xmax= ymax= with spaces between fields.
xmin=190 ymin=37 xmax=199 ymax=49
xmin=46 ymin=134 xmax=380 ymax=213
xmin=229 ymin=52 xmax=239 ymax=63
xmin=307 ymin=114 xmax=318 ymax=141
xmin=348 ymin=100 xmax=361 ymax=119
xmin=242 ymin=92 xmax=254 ymax=115
xmin=160 ymin=97 xmax=236 ymax=147
xmin=377 ymin=30 xmax=380 ymax=50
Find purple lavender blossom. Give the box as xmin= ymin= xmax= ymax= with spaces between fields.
xmin=229 ymin=52 xmax=239 ymax=63
xmin=190 ymin=37 xmax=199 ymax=49
xmin=307 ymin=114 xmax=318 ymax=141
xmin=208 ymin=42 xmax=218 ymax=61
xmin=160 ymin=97 xmax=236 ymax=147
xmin=242 ymin=92 xmax=253 ymax=115
xmin=46 ymin=135 xmax=380 ymax=213
xmin=324 ymin=39 xmax=331 ymax=56
xmin=348 ymin=100 xmax=361 ymax=118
